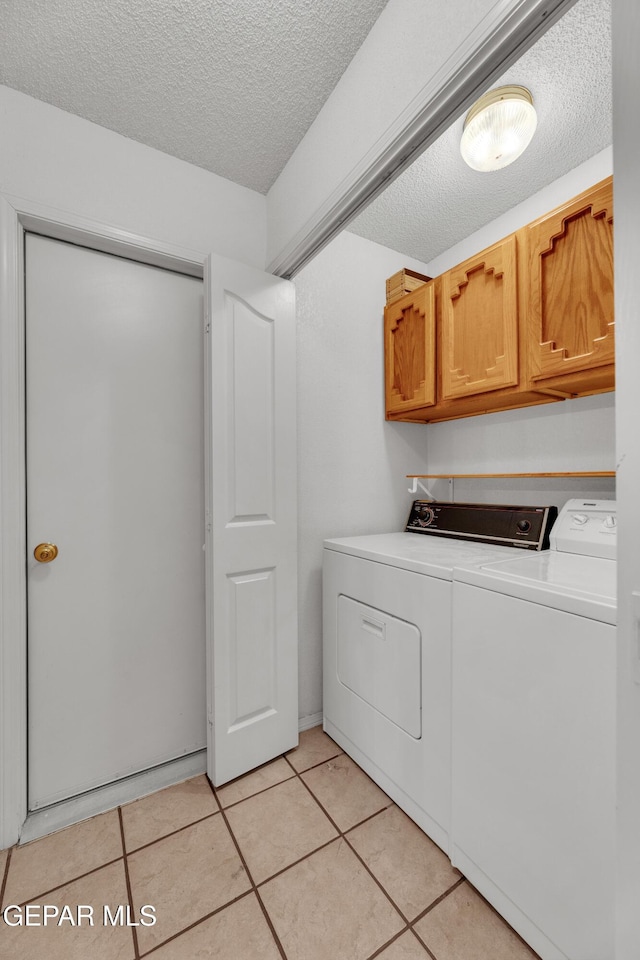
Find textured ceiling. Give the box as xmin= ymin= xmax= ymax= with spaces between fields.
xmin=0 ymin=0 xmax=389 ymax=193
xmin=348 ymin=0 xmax=612 ymax=264
xmin=0 ymin=0 xmax=612 ymax=256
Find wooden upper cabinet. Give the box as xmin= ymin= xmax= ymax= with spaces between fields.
xmin=383 ymin=177 xmax=615 ymax=424
xmin=384 ymin=282 xmax=436 ymax=415
xmin=440 ymin=236 xmax=519 ymax=400
xmin=524 ymin=177 xmax=614 ymax=392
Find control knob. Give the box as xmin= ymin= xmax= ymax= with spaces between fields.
xmin=516 ymin=519 xmax=531 ymax=533
xmin=572 ymin=514 xmax=589 ymax=525
xmin=416 ymin=506 xmax=435 ymax=526
xmin=603 ymin=515 xmax=617 ymax=529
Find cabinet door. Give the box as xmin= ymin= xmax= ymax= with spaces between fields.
xmin=440 ymin=236 xmax=518 ymax=401
xmin=384 ymin=283 xmax=435 ymax=415
xmin=525 ymin=178 xmax=614 ymax=386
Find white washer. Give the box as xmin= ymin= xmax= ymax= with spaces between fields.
xmin=323 ymin=529 xmax=522 ymax=852
xmin=450 ymin=500 xmax=616 ymax=960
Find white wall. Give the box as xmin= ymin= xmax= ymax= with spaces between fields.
xmin=425 ymin=146 xmax=613 ymax=277
xmin=0 ymin=86 xmax=266 ymax=266
xmin=421 ymin=147 xmax=616 ymax=511
xmin=612 ymin=2 xmax=640 ymax=956
xmin=294 ymin=231 xmax=430 ymax=721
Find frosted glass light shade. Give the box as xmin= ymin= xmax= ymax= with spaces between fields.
xmin=460 ymin=86 xmax=537 ymax=172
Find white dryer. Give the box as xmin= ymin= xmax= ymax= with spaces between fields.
xmin=323 ymin=501 xmax=557 ymax=853
xmin=450 ymin=500 xmax=616 ymax=960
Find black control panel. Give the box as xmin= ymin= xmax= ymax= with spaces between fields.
xmin=405 ymin=501 xmax=558 ymax=551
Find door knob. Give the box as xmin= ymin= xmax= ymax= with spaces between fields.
xmin=34 ymin=543 xmax=58 ymax=563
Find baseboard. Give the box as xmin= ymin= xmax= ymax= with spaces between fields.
xmin=20 ymin=718 xmax=324 ymax=844
xmin=298 ymin=711 xmax=323 ymax=732
xmin=20 ymin=750 xmax=206 ymax=844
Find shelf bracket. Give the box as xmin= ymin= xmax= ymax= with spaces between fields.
xmin=408 ymin=476 xmax=436 ymax=500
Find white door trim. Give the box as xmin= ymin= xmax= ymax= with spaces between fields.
xmin=0 ymin=193 xmax=206 ymax=848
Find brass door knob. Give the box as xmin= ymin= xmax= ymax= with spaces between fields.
xmin=34 ymin=543 xmax=58 ymax=563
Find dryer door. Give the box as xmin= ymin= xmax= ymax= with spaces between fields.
xmin=337 ymin=595 xmax=421 ymax=738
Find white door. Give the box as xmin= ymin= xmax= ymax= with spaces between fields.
xmin=26 ymin=234 xmax=206 ymax=810
xmin=205 ymin=254 xmax=298 ymax=784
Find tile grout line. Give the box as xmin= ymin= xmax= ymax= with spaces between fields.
xmin=5 ymin=855 xmax=125 ymax=909
xmin=362 ymin=901 xmax=452 ymax=960
xmin=406 ymin=877 xmax=467 ymax=960
xmin=285 ymin=751 xmax=416 ymax=930
xmin=2 ymin=760 xmax=338 ymax=957
xmin=342 ymin=799 xmax=396 ymax=830
xmin=137 ymin=889 xmax=255 ymax=958
xmin=342 ymin=828 xmax=413 ymax=924
xmin=125 ymin=809 xmax=219 ymax=855
xmin=119 ymin=783 xmax=263 ymax=958
xmin=217 ymin=745 xmax=345 ymax=813
xmin=410 ymin=929 xmax=443 ymax=960
xmin=160 ymin=759 xmax=538 ymax=960
xmin=457 ymin=877 xmax=543 ymax=959
xmin=8 ymin=736 xmax=537 ymax=960
xmin=0 ymin=802 xmax=221 ymax=911
xmin=357 ymin=882 xmax=460 ymax=960
xmin=411 ymin=926 xmax=439 ymax=960
xmin=118 ymin=806 xmax=141 ymax=960
xmin=205 ymin=775 xmax=290 ymax=960
xmin=282 ymin=750 xmax=339 ymax=792
xmin=364 ymin=926 xmax=419 ymax=960
xmin=216 ymin=752 xmax=300 ymax=791
xmin=283 ymin=746 xmax=343 ymax=776
xmin=2 ymin=739 xmax=478 ymax=960
xmin=218 ymin=773 xmax=297 ymax=812
xmin=254 ymin=836 xmax=341 ymax=890
xmin=409 ymin=875 xmax=466 ymax=927
xmin=407 ymin=927 xmax=440 ymax=960
xmin=0 ymin=846 xmax=12 ymax=910
xmin=283 ymin=741 xmax=472 ymax=960
xmin=199 ymin=750 xmax=351 ymax=894
xmin=168 ymin=751 xmax=538 ymax=960
xmin=6 ymin=731 xmax=536 ymax=960
xmin=250 ymin=886 xmax=290 ymax=960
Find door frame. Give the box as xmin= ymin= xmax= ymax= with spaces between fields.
xmin=0 ymin=193 xmax=206 ymax=848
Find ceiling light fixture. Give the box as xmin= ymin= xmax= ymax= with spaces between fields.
xmin=460 ymin=85 xmax=537 ymax=172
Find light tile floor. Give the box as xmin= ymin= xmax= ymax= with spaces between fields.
xmin=0 ymin=726 xmax=541 ymax=960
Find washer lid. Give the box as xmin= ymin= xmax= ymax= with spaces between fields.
xmin=453 ymin=551 xmax=616 ymax=624
xmin=324 ymin=532 xmax=516 ymax=579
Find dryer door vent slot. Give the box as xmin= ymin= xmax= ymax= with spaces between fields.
xmin=361 ymin=616 xmax=385 ymax=639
